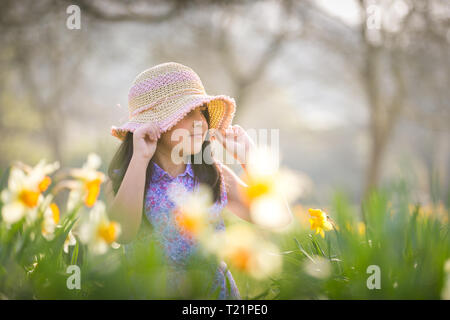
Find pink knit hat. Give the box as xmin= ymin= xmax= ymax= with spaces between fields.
xmin=111 ymin=62 xmax=236 ymax=141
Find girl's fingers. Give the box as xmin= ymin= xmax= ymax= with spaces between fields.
xmin=151 ymin=128 xmax=160 ymax=141
xmin=212 ymin=129 xmax=227 ymax=148
xmin=149 ymin=130 xmax=156 ymax=141
xmin=144 ymin=122 xmax=160 ymax=140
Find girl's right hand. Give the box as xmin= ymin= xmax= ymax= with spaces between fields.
xmin=132 ymin=122 xmax=161 ymax=162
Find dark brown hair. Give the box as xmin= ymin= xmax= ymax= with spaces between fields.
xmin=107 ymin=105 xmax=222 ymax=212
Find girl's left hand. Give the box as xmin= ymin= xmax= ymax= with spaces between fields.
xmin=211 ymin=124 xmax=255 ymax=165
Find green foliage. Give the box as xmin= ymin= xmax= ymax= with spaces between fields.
xmin=271 ymin=185 xmax=450 ymax=299
xmin=0 ymin=173 xmax=449 ymax=299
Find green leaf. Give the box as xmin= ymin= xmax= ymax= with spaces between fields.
xmin=293 ymin=238 xmax=315 ymax=263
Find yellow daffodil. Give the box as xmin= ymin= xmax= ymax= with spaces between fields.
xmin=357 ymin=221 xmax=366 ymax=236
xmin=78 ymin=201 xmax=121 ymax=255
xmin=204 ymin=224 xmax=282 ymax=279
xmin=308 ymin=208 xmax=333 ymax=238
xmin=1 ymin=160 xmax=59 ymax=225
xmin=409 ymin=202 xmax=448 ymax=223
xmin=345 ymin=222 xmax=353 ymax=232
xmin=67 ymin=153 xmax=105 ymax=209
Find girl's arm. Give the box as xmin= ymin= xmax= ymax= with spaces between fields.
xmin=220 ymin=163 xmax=252 ymax=223
xmin=105 ymin=155 xmax=149 ymax=244
xmin=212 ymin=125 xmax=254 ymax=223
xmin=105 ymin=122 xmax=160 ymax=244
xmin=213 ymin=125 xmax=293 ymax=228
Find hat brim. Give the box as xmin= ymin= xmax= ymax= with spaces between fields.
xmin=111 ymin=94 xmax=236 ymax=141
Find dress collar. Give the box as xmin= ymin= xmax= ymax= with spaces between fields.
xmin=151 ymin=161 xmax=194 ymax=182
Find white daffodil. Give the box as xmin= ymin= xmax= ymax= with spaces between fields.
xmin=204 ymin=224 xmax=282 ymax=279
xmin=168 ymin=182 xmax=214 ymax=240
xmin=64 ymin=230 xmax=77 ymax=254
xmin=303 ymin=255 xmax=332 ymax=280
xmin=78 ymin=201 xmax=121 ymax=255
xmin=41 ymin=201 xmax=60 ymax=240
xmin=66 ymin=153 xmax=105 ymax=210
xmin=1 ymin=160 xmax=59 ymax=225
xmin=238 ymin=146 xmax=304 ymax=230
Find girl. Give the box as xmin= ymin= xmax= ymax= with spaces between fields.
xmin=106 ymin=62 xmax=258 ymax=299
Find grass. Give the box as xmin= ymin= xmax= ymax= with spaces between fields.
xmin=0 ymin=163 xmax=449 ymax=299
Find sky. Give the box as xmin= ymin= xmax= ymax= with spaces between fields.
xmin=315 ymin=0 xmax=362 ymax=26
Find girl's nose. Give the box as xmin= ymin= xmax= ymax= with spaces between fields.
xmin=193 ymin=120 xmax=203 ymax=128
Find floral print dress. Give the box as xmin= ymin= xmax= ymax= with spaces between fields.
xmin=122 ymin=161 xmax=241 ymax=299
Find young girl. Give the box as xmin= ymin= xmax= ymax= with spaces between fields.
xmin=105 ymin=62 xmax=257 ymax=299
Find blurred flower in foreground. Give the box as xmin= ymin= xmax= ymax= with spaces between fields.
xmin=442 ymin=259 xmax=450 ymax=300
xmin=41 ymin=200 xmax=60 ymax=240
xmin=204 ymin=224 xmax=282 ymax=279
xmin=308 ymin=208 xmax=334 ymax=238
xmin=64 ymin=230 xmax=77 ymax=254
xmin=1 ymin=159 xmax=59 ymax=225
xmin=171 ymin=183 xmax=214 ymax=240
xmin=78 ymin=201 xmax=121 ymax=255
xmin=66 ymin=153 xmax=105 ymax=209
xmin=238 ymin=147 xmax=308 ymax=229
xmin=303 ymin=256 xmax=332 ymax=279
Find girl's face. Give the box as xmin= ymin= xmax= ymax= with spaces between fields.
xmin=158 ymin=104 xmax=209 ymax=159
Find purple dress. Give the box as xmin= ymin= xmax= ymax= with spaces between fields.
xmin=123 ymin=161 xmax=241 ymax=299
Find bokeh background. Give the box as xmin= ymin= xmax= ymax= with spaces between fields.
xmin=0 ymin=0 xmax=449 ymax=207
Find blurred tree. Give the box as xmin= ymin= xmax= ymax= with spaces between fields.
xmin=0 ymin=0 xmax=89 ymax=165
xmin=296 ymin=0 xmax=449 ymax=199
xmin=356 ymin=0 xmax=450 ymax=199
xmin=0 ymin=0 xmax=448 ymax=204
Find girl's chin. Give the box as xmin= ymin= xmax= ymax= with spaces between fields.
xmin=190 ymin=145 xmax=203 ymax=154
xmin=181 ymin=143 xmax=204 ymax=156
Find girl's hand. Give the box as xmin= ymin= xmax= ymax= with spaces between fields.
xmin=211 ymin=124 xmax=255 ymax=166
xmin=132 ymin=122 xmax=161 ymax=162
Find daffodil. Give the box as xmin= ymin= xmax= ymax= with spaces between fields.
xmin=308 ymin=208 xmax=333 ymax=238
xmin=409 ymin=202 xmax=448 ymax=223
xmin=1 ymin=160 xmax=59 ymax=225
xmin=41 ymin=202 xmax=60 ymax=240
xmin=67 ymin=153 xmax=105 ymax=209
xmin=237 ymin=147 xmax=306 ymax=229
xmin=204 ymin=224 xmax=282 ymax=279
xmin=64 ymin=230 xmax=77 ymax=254
xmin=357 ymin=221 xmax=366 ymax=236
xmin=303 ymin=255 xmax=332 ymax=279
xmin=238 ymin=147 xmax=280 ymax=204
xmin=169 ymin=183 xmax=213 ymax=239
xmin=78 ymin=201 xmax=121 ymax=255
